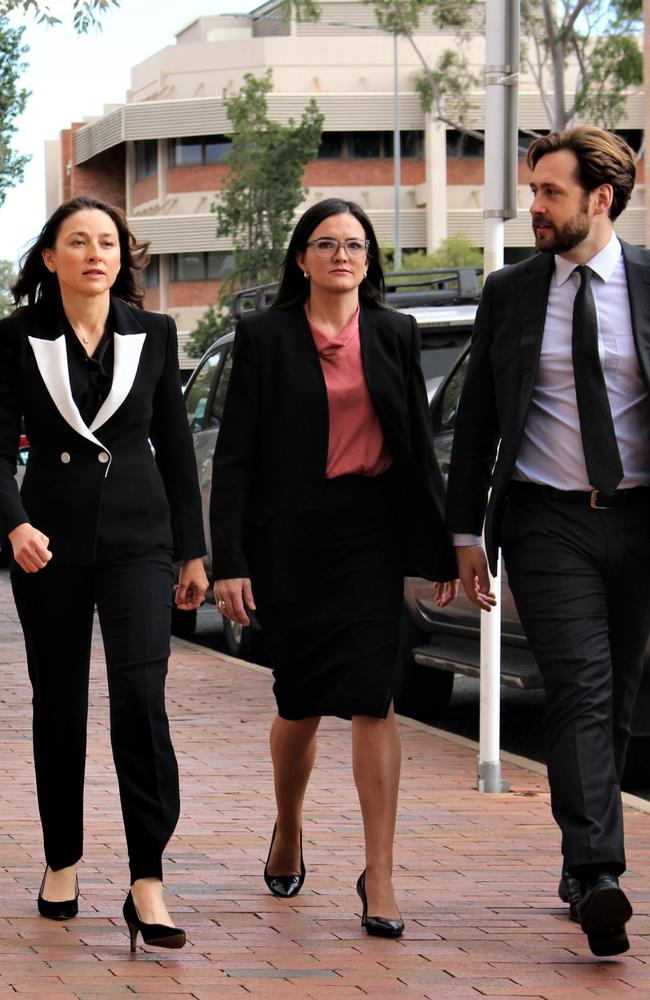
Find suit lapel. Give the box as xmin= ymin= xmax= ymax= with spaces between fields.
xmin=90 ymin=332 xmax=145 ymax=432
xmin=515 ymin=255 xmax=554 ymax=427
xmin=621 ymin=241 xmax=650 ymax=389
xmin=28 ymin=335 xmax=108 ymax=450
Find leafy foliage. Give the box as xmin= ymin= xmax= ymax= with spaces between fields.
xmin=0 ymin=14 xmax=29 ymax=208
xmin=399 ymin=234 xmax=483 ymax=270
xmin=188 ymin=70 xmax=323 ymax=358
xmin=0 ymin=258 xmax=16 ymax=318
xmin=0 ymin=0 xmax=120 ymax=32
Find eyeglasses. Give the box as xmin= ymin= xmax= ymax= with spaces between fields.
xmin=305 ymin=238 xmax=370 ymax=259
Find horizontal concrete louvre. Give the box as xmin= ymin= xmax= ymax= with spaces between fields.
xmin=268 ymin=93 xmax=424 ymax=128
xmin=128 ymin=214 xmax=228 ymax=253
xmin=74 ymin=107 xmax=124 ymax=162
xmin=447 ymin=207 xmax=645 ymax=246
xmin=124 ymin=100 xmax=230 ymax=139
xmin=366 ymin=210 xmax=426 ymax=245
xmin=295 ymin=2 xmax=484 ymax=34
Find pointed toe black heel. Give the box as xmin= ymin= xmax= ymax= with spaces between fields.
xmin=123 ymin=891 xmax=186 ymax=952
xmin=263 ymin=823 xmax=306 ymax=898
xmin=356 ymin=870 xmax=404 ymax=938
xmin=37 ymin=866 xmax=79 ymax=921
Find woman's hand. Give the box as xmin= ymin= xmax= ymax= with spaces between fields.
xmin=433 ymin=579 xmax=459 ymax=608
xmin=8 ymin=523 xmax=52 ymax=573
xmin=214 ymin=578 xmax=255 ymax=626
xmin=175 ymin=558 xmax=209 ymax=611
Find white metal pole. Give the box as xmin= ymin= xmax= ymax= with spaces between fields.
xmin=393 ymin=31 xmax=402 ymax=270
xmin=477 ymin=0 xmax=519 ymax=793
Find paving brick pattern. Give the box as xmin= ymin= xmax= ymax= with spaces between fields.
xmin=0 ymin=569 xmax=649 ymax=998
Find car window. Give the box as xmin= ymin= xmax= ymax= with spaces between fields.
xmin=419 ymin=326 xmax=472 ymax=382
xmin=433 ymin=353 xmax=469 ymax=433
xmin=210 ymin=348 xmax=233 ymax=425
xmin=185 ymin=351 xmax=222 ymax=432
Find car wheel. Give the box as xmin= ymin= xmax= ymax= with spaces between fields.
xmin=170 ymin=605 xmax=197 ymax=639
xmin=394 ymin=610 xmax=454 ymax=720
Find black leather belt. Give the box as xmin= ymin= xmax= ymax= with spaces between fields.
xmin=508 ymin=481 xmax=650 ymax=510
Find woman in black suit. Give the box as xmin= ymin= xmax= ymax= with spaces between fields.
xmin=210 ymin=199 xmax=457 ymax=937
xmin=0 ymin=196 xmax=208 ymax=950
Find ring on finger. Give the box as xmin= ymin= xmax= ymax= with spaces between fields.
xmin=217 ymin=599 xmax=226 ymax=610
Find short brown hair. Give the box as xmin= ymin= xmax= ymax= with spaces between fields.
xmin=527 ymin=127 xmax=636 ymax=221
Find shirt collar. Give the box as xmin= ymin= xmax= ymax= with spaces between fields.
xmin=554 ymin=231 xmax=621 ymax=287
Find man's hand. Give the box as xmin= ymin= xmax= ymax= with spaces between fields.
xmin=8 ymin=522 xmax=52 ymax=573
xmin=214 ymin=578 xmax=255 ymax=627
xmin=455 ymin=544 xmax=497 ymax=612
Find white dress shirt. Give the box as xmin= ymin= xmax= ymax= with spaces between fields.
xmin=455 ymin=234 xmax=650 ymax=547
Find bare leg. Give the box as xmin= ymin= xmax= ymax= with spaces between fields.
xmin=267 ymin=714 xmax=320 ymax=874
xmin=42 ymin=864 xmax=78 ymax=901
xmin=352 ymin=703 xmax=401 ymax=919
xmin=131 ymin=877 xmax=175 ymax=927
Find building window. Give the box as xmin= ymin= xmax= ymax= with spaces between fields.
xmin=446 ymin=129 xmax=485 ymax=158
xmin=316 ymin=131 xmax=424 ymax=160
xmin=134 ymin=139 xmax=158 ymax=180
xmin=169 ymin=135 xmax=232 ymax=167
xmin=142 ymin=256 xmax=159 ymax=287
xmin=169 ymin=252 xmax=234 ymax=281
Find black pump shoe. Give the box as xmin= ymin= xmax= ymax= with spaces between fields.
xmin=123 ymin=891 xmax=186 ymax=952
xmin=356 ymin=870 xmax=404 ymax=938
xmin=263 ymin=824 xmax=306 ymax=898
xmin=37 ymin=866 xmax=79 ymax=921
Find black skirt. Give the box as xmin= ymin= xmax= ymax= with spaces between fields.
xmin=256 ymin=471 xmax=404 ymax=720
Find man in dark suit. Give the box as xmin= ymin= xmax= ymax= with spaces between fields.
xmin=446 ymin=127 xmax=650 ymax=957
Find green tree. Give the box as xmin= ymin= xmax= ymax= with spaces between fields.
xmin=0 ymin=14 xmax=29 ymax=208
xmin=0 ymin=0 xmax=120 ymax=32
xmin=0 ymin=258 xmax=16 ymax=318
xmin=287 ymin=0 xmax=643 ymax=133
xmin=399 ymin=234 xmax=483 ymax=271
xmin=188 ymin=70 xmax=323 ymax=358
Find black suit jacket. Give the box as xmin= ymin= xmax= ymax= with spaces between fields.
xmin=0 ymin=296 xmax=205 ymax=565
xmin=209 ymin=302 xmax=457 ymax=604
xmin=446 ymin=240 xmax=650 ymax=574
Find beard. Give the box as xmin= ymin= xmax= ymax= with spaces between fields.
xmin=532 ymin=198 xmax=592 ymax=254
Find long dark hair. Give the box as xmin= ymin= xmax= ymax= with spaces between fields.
xmin=272 ymin=198 xmax=386 ymax=309
xmin=12 ymin=195 xmax=150 ymax=309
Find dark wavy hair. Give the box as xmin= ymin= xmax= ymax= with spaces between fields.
xmin=272 ymin=198 xmax=386 ymax=309
xmin=527 ymin=127 xmax=636 ymax=221
xmin=12 ymin=195 xmax=150 ymax=309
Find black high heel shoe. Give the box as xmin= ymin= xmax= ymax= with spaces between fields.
xmin=263 ymin=824 xmax=306 ymax=898
xmin=356 ymin=870 xmax=404 ymax=938
xmin=37 ymin=866 xmax=79 ymax=921
xmin=122 ymin=891 xmax=186 ymax=952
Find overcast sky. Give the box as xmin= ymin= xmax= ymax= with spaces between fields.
xmin=0 ymin=0 xmax=254 ymax=269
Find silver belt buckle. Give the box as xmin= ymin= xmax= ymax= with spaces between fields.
xmin=590 ymin=489 xmax=610 ymax=509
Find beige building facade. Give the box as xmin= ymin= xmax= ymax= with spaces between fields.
xmin=46 ymin=0 xmax=645 ymax=367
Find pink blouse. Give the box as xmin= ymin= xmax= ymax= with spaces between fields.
xmin=306 ymin=304 xmax=393 ymax=478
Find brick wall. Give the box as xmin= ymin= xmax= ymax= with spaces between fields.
xmin=304 ymin=160 xmax=426 ymax=185
xmin=167 ymin=164 xmax=230 ymax=193
xmin=132 ymin=174 xmax=158 ymax=207
xmin=168 ymin=279 xmax=221 ymax=308
xmin=62 ymin=127 xmax=126 ymax=209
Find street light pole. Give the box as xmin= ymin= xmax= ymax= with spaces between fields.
xmin=393 ymin=30 xmax=402 ymax=271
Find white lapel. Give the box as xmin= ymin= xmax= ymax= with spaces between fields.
xmin=28 ymin=335 xmax=107 ymax=451
xmin=90 ymin=332 xmax=146 ymax=432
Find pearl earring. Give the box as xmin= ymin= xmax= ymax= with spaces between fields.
xmin=363 ymin=270 xmax=368 ymax=278
xmin=303 ymin=271 xmax=310 ymax=279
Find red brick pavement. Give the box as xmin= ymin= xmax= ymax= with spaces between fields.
xmin=0 ymin=569 xmax=649 ymax=999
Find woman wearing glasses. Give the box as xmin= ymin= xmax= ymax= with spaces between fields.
xmin=210 ymin=198 xmax=457 ymax=936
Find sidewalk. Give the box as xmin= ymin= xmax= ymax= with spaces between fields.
xmin=0 ymin=573 xmax=649 ymax=999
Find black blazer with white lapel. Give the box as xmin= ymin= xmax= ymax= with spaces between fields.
xmin=0 ymin=296 xmax=205 ymax=565
xmin=446 ymin=239 xmax=650 ymax=574
xmin=209 ymin=301 xmax=457 ymax=605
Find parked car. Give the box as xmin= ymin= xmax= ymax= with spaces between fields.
xmin=174 ymin=270 xmax=480 ymax=663
xmin=401 ymin=344 xmax=650 ymax=786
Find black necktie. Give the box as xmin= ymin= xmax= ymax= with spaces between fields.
xmin=571 ymin=264 xmax=623 ymax=496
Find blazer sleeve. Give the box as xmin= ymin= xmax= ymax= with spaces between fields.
xmin=209 ymin=319 xmax=259 ymax=581
xmin=445 ymin=275 xmax=501 ymax=535
xmin=149 ymin=315 xmax=206 ymax=561
xmin=0 ymin=316 xmax=30 ymax=540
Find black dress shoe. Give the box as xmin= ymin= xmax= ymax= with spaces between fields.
xmin=578 ymin=872 xmax=632 ymax=956
xmin=356 ymin=870 xmax=404 ymax=938
xmin=123 ymin=891 xmax=186 ymax=952
xmin=558 ymin=868 xmax=583 ymax=922
xmin=263 ymin=824 xmax=305 ymax=898
xmin=37 ymin=865 xmax=79 ymax=921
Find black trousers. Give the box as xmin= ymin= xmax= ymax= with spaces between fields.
xmin=501 ymin=490 xmax=650 ymax=875
xmin=11 ymin=553 xmax=179 ymax=883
